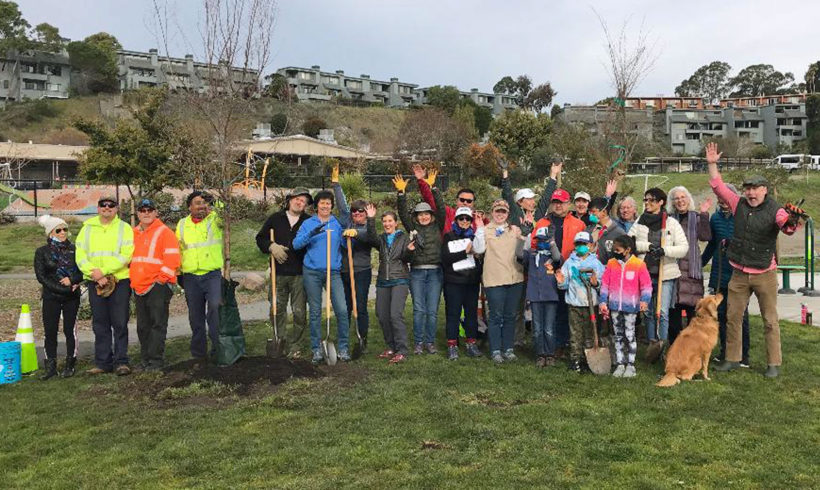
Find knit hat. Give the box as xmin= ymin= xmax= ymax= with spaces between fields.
xmin=413 ymin=202 xmax=433 ymax=214
xmin=491 ymin=199 xmax=510 ymax=212
xmin=38 ymin=214 xmax=68 ymax=237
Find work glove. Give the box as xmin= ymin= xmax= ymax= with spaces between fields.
xmin=784 ymin=202 xmax=807 ymax=227
xmin=269 ymin=242 xmax=289 ymax=264
xmin=309 ymin=223 xmax=326 ymax=237
xmin=392 ymin=175 xmax=408 ymax=193
xmin=648 ymin=244 xmax=665 ymax=258
xmin=425 ymin=169 xmax=438 ymax=187
xmin=331 ymin=164 xmax=340 ymax=184
xmin=719 ymin=238 xmax=731 ymax=251
xmin=342 ymin=229 xmax=358 ymax=238
xmin=95 ymin=274 xmax=117 ymax=298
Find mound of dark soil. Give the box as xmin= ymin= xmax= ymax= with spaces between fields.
xmin=163 ymin=356 xmax=321 ymax=391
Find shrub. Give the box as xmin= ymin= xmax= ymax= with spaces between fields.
xmin=302 ymin=116 xmax=327 ymax=138
xmin=270 ymin=113 xmax=288 ymax=135
xmin=229 ymin=194 xmax=274 ymax=222
xmin=339 ymin=173 xmax=367 ymax=203
xmin=119 ymin=191 xmax=186 ymax=227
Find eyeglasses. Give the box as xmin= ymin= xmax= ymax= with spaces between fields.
xmin=643 ymin=198 xmax=657 ymax=203
xmin=351 ymin=208 xmax=365 ymax=213
xmin=54 ymin=227 xmax=68 ymax=233
xmin=458 ymin=197 xmax=474 ymax=204
xmin=99 ymin=202 xmax=117 ymax=209
xmin=138 ymin=207 xmax=155 ymax=213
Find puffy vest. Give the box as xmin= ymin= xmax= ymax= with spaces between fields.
xmin=130 ymin=219 xmax=181 ymax=295
xmin=176 ymin=211 xmax=223 ymax=275
xmin=727 ymin=197 xmax=780 ymax=269
xmin=75 ymin=216 xmax=134 ymax=281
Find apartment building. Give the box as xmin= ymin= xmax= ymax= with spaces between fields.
xmin=117 ymin=49 xmax=259 ymax=94
xmin=558 ymin=104 xmax=655 ymax=140
xmin=0 ymin=49 xmax=71 ymax=102
xmin=413 ymin=86 xmax=518 ymax=116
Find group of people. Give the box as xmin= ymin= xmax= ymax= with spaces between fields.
xmin=33 ymin=142 xmax=799 ymax=379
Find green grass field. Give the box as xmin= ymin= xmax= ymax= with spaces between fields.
xmin=1 ymin=313 xmax=818 ymax=488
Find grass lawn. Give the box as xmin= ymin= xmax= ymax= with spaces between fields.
xmin=1 ymin=311 xmax=818 ymax=488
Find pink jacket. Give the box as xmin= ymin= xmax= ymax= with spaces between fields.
xmin=599 ymin=255 xmax=652 ymax=313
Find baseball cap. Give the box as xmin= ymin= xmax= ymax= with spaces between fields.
xmin=742 ymin=175 xmax=768 ymax=188
xmin=515 ymin=188 xmax=536 ymax=202
xmin=573 ymin=231 xmax=592 ymax=244
xmin=137 ymin=198 xmax=156 ymax=210
xmin=491 ymin=199 xmax=510 ymax=212
xmin=454 ymin=207 xmax=473 ymax=219
xmin=551 ymin=189 xmax=571 ymax=203
xmin=574 ymin=191 xmax=591 ymax=202
xmin=98 ymin=195 xmax=117 ymax=206
xmin=535 ymin=226 xmax=552 ymax=239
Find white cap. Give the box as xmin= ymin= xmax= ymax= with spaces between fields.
xmin=574 ymin=191 xmax=591 ymax=202
xmin=573 ymin=231 xmax=592 ymax=243
xmin=454 ymin=207 xmax=473 ymax=219
xmin=37 ymin=214 xmax=68 ymax=237
xmin=515 ymin=188 xmax=536 ymax=201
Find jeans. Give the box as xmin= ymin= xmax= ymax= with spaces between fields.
xmin=41 ymin=296 xmax=79 ymax=360
xmin=88 ymin=278 xmax=131 ymax=370
xmin=303 ymin=267 xmax=349 ymax=353
xmin=135 ymin=283 xmax=173 ymax=368
xmin=645 ymin=278 xmax=676 ymax=341
xmin=341 ymin=268 xmax=372 ymax=339
xmin=410 ymin=267 xmax=442 ymax=345
xmin=717 ymin=286 xmax=749 ymax=361
xmin=443 ymin=282 xmax=479 ymax=342
xmin=530 ymin=301 xmax=558 ymax=357
xmin=485 ymin=282 xmax=524 ymax=353
xmin=376 ymin=284 xmax=410 ymax=354
xmin=183 ymin=270 xmax=222 ymax=358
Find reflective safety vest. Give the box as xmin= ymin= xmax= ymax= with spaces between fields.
xmin=176 ymin=211 xmax=223 ymax=275
xmin=75 ymin=215 xmax=134 ymax=281
xmin=130 ymin=218 xmax=181 ymax=295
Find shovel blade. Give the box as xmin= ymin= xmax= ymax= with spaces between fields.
xmin=352 ymin=340 xmax=363 ymax=360
xmin=585 ymin=347 xmax=612 ymax=375
xmin=266 ymin=338 xmax=287 ymax=358
xmin=323 ymin=341 xmax=337 ymax=366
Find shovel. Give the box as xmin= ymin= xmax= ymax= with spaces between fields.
xmin=266 ymin=229 xmax=286 ymax=358
xmin=322 ymin=228 xmax=337 ymax=366
xmin=645 ymin=213 xmax=667 ymax=364
xmin=347 ymin=236 xmax=364 ymax=359
xmin=580 ymin=270 xmax=611 ymax=375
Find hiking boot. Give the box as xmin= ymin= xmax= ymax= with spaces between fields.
xmin=378 ymin=349 xmax=395 ymax=359
xmin=715 ymin=361 xmax=741 ymax=372
xmin=312 ymin=349 xmax=325 ymax=365
xmin=389 ymin=353 xmax=406 ymax=364
xmin=491 ymin=351 xmax=504 ymax=364
xmin=623 ymin=364 xmax=636 ymax=378
xmin=764 ymin=365 xmax=779 ymax=378
xmin=86 ymin=366 xmax=111 ymax=375
xmin=503 ymin=349 xmax=517 ymax=362
xmin=569 ymin=360 xmax=582 ymax=373
xmin=61 ymin=357 xmax=76 ymax=378
xmin=612 ymin=364 xmax=626 ymax=377
xmin=447 ymin=346 xmax=459 ymax=361
xmin=338 ymin=350 xmax=351 ymax=362
xmin=40 ymin=359 xmax=58 ymax=381
xmin=413 ymin=343 xmax=424 ymax=355
xmin=535 ymin=356 xmax=547 ymax=368
xmin=115 ymin=365 xmax=131 ymax=376
xmin=466 ymin=343 xmax=482 ymax=358
xmin=426 ymin=343 xmax=438 ymax=355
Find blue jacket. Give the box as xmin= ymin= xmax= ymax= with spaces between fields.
xmin=557 ymin=251 xmax=605 ymax=307
xmin=701 ymin=209 xmax=735 ymax=290
xmin=520 ymin=247 xmax=561 ymax=302
xmin=293 ymin=215 xmax=345 ymax=272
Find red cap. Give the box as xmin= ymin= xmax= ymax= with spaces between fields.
xmin=551 ymin=189 xmax=570 ymax=203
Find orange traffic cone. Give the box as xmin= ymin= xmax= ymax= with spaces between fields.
xmin=15 ymin=304 xmax=38 ymax=374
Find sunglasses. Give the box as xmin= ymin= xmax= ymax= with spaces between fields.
xmin=456 ymin=216 xmax=473 ymax=221
xmin=351 ymin=208 xmax=366 ymax=213
xmin=493 ymin=209 xmax=509 ymax=214
xmin=54 ymin=227 xmax=68 ymax=233
xmin=458 ymin=197 xmax=474 ymax=204
xmin=98 ymin=202 xmax=117 ymax=208
xmin=138 ymin=207 xmax=155 ymax=213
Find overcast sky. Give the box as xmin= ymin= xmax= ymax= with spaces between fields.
xmin=18 ymin=0 xmax=820 ymax=105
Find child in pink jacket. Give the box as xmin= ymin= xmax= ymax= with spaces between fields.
xmin=599 ymin=235 xmax=652 ymax=378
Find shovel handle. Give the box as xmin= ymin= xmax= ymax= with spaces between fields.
xmin=585 ymin=282 xmax=600 ymax=349
xmin=270 ymin=229 xmax=277 ymax=317
xmin=347 ymin=236 xmax=357 ymax=318
xmin=326 ymin=228 xmax=332 ymax=337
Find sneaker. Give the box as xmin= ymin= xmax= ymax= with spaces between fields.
xmin=426 ymin=343 xmax=438 ymax=355
xmin=535 ymin=356 xmax=547 ymax=368
xmin=764 ymin=365 xmax=779 ymax=378
xmin=378 ymin=349 xmax=395 ymax=359
xmin=312 ymin=350 xmax=324 ymax=365
xmin=447 ymin=346 xmax=459 ymax=361
xmin=491 ymin=351 xmax=504 ymax=364
xmin=623 ymin=364 xmax=636 ymax=378
xmin=338 ymin=350 xmax=351 ymax=362
xmin=115 ymin=365 xmax=131 ymax=376
xmin=85 ymin=366 xmax=111 ymax=375
xmin=568 ymin=361 xmax=582 ymax=373
xmin=612 ymin=364 xmax=626 ymax=377
xmin=389 ymin=353 xmax=406 ymax=364
xmin=413 ymin=343 xmax=424 ymax=355
xmin=466 ymin=343 xmax=482 ymax=358
xmin=715 ymin=361 xmax=741 ymax=372
xmin=740 ymin=359 xmax=750 ymax=368
xmin=503 ymin=349 xmax=517 ymax=362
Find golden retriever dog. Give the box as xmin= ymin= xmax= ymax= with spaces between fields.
xmin=656 ymin=293 xmax=723 ymax=387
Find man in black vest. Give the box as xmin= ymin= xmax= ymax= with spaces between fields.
xmin=706 ymin=142 xmax=800 ymax=378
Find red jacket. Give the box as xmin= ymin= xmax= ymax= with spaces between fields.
xmin=418 ymin=178 xmax=488 ymax=236
xmin=532 ymin=213 xmax=586 ymax=261
xmin=130 ymin=219 xmax=180 ymax=295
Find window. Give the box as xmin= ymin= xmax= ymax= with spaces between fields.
xmin=47 ymin=83 xmax=61 ymax=92
xmin=400 ymin=85 xmax=412 ymax=94
xmin=345 ymin=79 xmax=362 ymax=90
xmin=21 ymin=63 xmax=36 ymax=73
xmin=297 ymin=71 xmax=314 ymax=81
xmin=23 ymin=79 xmax=45 ymax=90
xmin=3 ymin=80 xmax=8 ymax=89
xmin=321 ymin=76 xmax=339 ymax=84
xmin=45 ymin=64 xmax=62 ymax=76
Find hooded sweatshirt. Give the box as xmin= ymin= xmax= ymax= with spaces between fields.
xmin=557 ymin=251 xmax=605 ymax=307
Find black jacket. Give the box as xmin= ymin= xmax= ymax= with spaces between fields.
xmin=441 ymin=231 xmax=482 ymax=285
xmin=367 ymin=225 xmax=413 ymax=282
xmin=34 ymin=240 xmax=83 ymax=301
xmin=256 ymin=210 xmax=309 ymax=276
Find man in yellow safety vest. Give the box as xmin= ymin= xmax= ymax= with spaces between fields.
xmin=176 ymin=191 xmax=223 ymax=359
xmin=75 ymin=194 xmax=134 ymax=375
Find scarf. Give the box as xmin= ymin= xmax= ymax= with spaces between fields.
xmin=637 ymin=211 xmax=663 ymax=232
xmin=451 ymin=224 xmax=475 ymax=240
xmin=385 ymin=230 xmax=401 ymax=249
xmin=679 ymin=211 xmax=702 ymax=281
xmin=48 ymin=238 xmax=79 ymax=280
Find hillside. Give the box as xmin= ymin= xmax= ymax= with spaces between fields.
xmin=0 ymin=95 xmax=406 ymax=154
